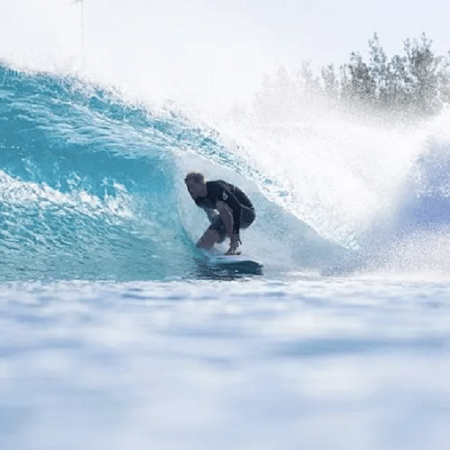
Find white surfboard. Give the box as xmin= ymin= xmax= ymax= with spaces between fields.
xmin=205 ymin=252 xmax=263 ymax=274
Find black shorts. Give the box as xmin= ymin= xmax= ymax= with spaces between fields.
xmin=208 ymin=206 xmax=255 ymax=240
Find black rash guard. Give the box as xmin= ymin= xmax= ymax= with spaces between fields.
xmin=194 ymin=180 xmax=253 ymax=234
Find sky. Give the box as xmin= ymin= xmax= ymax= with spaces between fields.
xmin=1 ymin=0 xmax=450 ymax=110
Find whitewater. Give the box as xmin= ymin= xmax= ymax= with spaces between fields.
xmin=2 ymin=55 xmax=450 ymax=449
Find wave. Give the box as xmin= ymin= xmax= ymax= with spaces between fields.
xmin=0 ymin=64 xmax=202 ymax=280
xmin=359 ymin=132 xmax=450 ymax=275
xmin=0 ymin=64 xmax=345 ymax=280
xmin=2 ymin=62 xmax=450 ymax=280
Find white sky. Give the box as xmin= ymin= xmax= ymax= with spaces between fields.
xmin=1 ymin=0 xmax=450 ymax=110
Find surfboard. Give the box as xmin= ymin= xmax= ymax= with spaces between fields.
xmin=202 ymin=252 xmax=263 ymax=275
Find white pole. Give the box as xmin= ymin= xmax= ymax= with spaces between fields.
xmin=81 ymin=0 xmax=84 ymax=69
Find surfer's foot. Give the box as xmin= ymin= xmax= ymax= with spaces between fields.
xmin=225 ymin=249 xmax=241 ymax=256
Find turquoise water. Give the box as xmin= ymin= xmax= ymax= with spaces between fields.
xmin=2 ymin=63 xmax=450 ymax=449
xmin=0 ymin=64 xmax=349 ymax=281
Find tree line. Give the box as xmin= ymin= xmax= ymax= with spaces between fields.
xmin=255 ymin=33 xmax=450 ymax=122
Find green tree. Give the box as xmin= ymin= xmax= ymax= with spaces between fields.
xmin=403 ymin=34 xmax=441 ymax=116
xmin=343 ymin=52 xmax=376 ymax=108
xmin=368 ymin=33 xmax=389 ymax=107
xmin=321 ymin=64 xmax=339 ymax=101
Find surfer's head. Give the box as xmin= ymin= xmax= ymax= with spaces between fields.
xmin=185 ymin=172 xmax=207 ymax=199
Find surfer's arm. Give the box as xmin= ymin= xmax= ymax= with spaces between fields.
xmin=221 ymin=191 xmax=242 ymax=234
xmin=216 ymin=201 xmax=241 ymax=253
xmin=208 ymin=182 xmax=242 ymax=233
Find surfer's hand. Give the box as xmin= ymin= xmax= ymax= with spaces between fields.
xmin=226 ymin=234 xmax=241 ymax=255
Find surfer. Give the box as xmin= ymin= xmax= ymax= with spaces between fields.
xmin=184 ymin=172 xmax=255 ymax=255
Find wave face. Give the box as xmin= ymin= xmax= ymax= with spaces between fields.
xmin=3 ymin=62 xmax=450 ymax=281
xmin=0 ymin=63 xmax=353 ymax=281
xmin=0 ymin=65 xmax=207 ymax=280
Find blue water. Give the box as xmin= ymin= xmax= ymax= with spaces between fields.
xmin=0 ymin=63 xmax=351 ymax=281
xmin=2 ymin=63 xmax=450 ymax=449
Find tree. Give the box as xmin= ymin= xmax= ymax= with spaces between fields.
xmin=403 ymin=34 xmax=442 ymax=116
xmin=345 ymin=52 xmax=376 ymax=106
xmin=321 ymin=64 xmax=339 ymax=101
xmin=254 ymin=32 xmax=450 ymax=122
xmin=368 ymin=33 xmax=389 ymax=107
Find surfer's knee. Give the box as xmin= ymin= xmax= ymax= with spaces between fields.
xmin=197 ymin=229 xmax=220 ymax=248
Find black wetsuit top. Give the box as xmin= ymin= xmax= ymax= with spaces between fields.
xmin=194 ymin=180 xmax=253 ymax=234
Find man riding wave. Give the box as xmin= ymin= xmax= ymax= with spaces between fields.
xmin=184 ymin=172 xmax=255 ymax=255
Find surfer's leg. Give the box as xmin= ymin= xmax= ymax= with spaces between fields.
xmin=213 ymin=219 xmax=228 ymax=244
xmin=196 ymin=229 xmax=220 ymax=248
xmin=197 ymin=216 xmax=227 ymax=248
xmin=216 ymin=224 xmax=228 ymax=243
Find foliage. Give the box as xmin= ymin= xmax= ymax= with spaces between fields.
xmin=255 ymin=33 xmax=450 ymax=122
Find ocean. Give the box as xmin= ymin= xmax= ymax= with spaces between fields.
xmin=1 ymin=62 xmax=450 ymax=449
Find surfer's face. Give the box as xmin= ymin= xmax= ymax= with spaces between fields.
xmin=185 ymin=179 xmax=207 ymax=199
